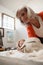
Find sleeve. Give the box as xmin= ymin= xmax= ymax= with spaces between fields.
xmin=37 ymin=11 xmax=43 ymax=20
xmin=26 ymin=25 xmax=37 ymax=37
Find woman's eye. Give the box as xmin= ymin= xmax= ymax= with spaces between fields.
xmin=21 ymin=13 xmax=25 ymax=16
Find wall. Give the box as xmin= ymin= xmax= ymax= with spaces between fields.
xmin=0 ymin=5 xmax=16 ymax=48
xmin=15 ymin=18 xmax=29 ymax=41
xmin=3 ymin=29 xmax=15 ymax=48
xmin=0 ymin=5 xmax=14 ymax=17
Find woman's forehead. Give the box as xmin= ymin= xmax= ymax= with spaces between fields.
xmin=19 ymin=9 xmax=25 ymax=14
xmin=18 ymin=10 xmax=24 ymax=18
xmin=18 ymin=9 xmax=27 ymax=16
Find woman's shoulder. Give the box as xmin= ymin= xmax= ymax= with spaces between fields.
xmin=37 ymin=11 xmax=43 ymax=20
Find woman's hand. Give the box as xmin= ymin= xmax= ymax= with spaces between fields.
xmin=17 ymin=45 xmax=26 ymax=52
xmin=26 ymin=18 xmax=40 ymax=28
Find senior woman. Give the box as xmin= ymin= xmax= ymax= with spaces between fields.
xmin=16 ymin=6 xmax=43 ymax=43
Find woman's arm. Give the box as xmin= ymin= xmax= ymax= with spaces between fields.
xmin=26 ymin=24 xmax=37 ymax=37
xmin=28 ymin=18 xmax=40 ymax=28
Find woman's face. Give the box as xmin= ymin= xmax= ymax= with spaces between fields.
xmin=18 ymin=9 xmax=29 ymax=24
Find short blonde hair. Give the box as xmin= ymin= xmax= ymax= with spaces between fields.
xmin=16 ymin=6 xmax=37 ymax=24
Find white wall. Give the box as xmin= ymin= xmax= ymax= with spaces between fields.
xmin=0 ymin=5 xmax=14 ymax=17
xmin=3 ymin=29 xmax=16 ymax=48
xmin=15 ymin=18 xmax=29 ymax=44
